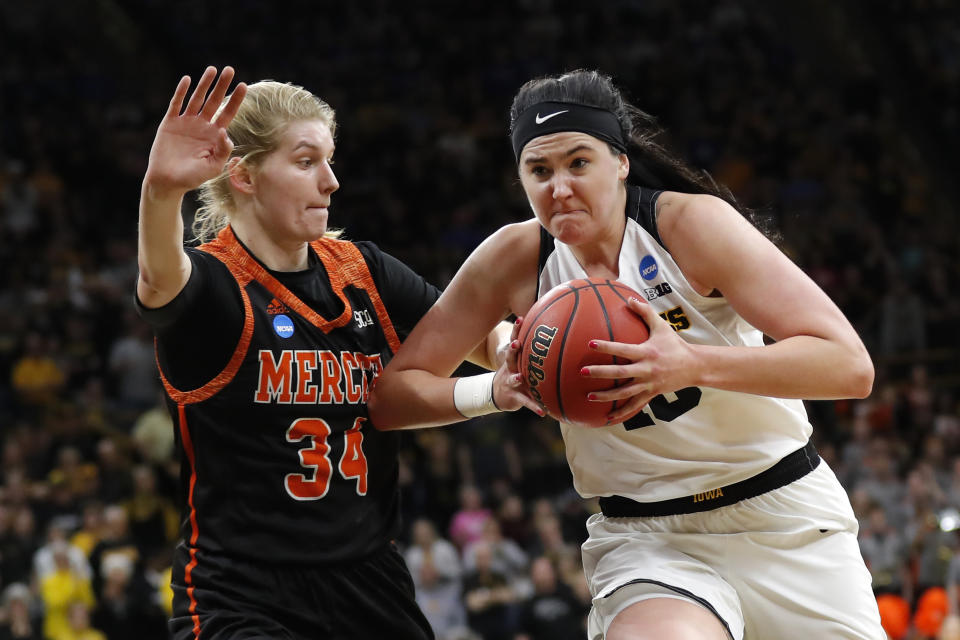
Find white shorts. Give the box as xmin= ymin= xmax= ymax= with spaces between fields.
xmin=582 ymin=463 xmax=885 ymax=640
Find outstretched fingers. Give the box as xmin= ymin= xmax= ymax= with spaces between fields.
xmin=183 ymin=66 xmax=218 ymax=117
xmin=200 ymin=66 xmax=236 ymax=121
xmin=213 ymin=81 xmax=248 ymax=129
xmin=165 ymin=76 xmax=191 ymax=119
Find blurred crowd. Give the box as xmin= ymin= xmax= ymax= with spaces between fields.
xmin=1 ymin=1 xmax=958 ymax=639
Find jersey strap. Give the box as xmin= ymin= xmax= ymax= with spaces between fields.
xmin=627 ymin=185 xmax=665 ymax=249
xmin=310 ymin=237 xmax=402 ymax=355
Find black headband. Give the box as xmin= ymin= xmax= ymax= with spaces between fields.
xmin=510 ymin=101 xmax=627 ymax=162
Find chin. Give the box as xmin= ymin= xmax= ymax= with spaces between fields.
xmin=300 ymin=218 xmax=329 ymax=241
xmin=552 ymin=223 xmax=590 ymax=245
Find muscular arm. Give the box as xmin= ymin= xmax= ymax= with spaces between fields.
xmin=368 ymin=220 xmax=541 ymax=430
xmin=663 ymin=193 xmax=873 ymax=398
xmin=591 ymin=193 xmax=873 ymax=420
xmin=357 ymin=241 xmax=510 ymax=371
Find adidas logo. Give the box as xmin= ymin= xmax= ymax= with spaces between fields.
xmin=267 ymin=298 xmax=290 ymax=316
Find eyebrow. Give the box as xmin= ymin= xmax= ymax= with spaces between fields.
xmin=291 ymin=141 xmax=331 ymax=153
xmin=523 ymin=144 xmax=594 ymax=165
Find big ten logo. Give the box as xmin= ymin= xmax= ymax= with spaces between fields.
xmin=353 ymin=309 xmax=374 ymax=328
xmin=643 ymin=282 xmax=673 ymax=300
xmin=658 ymin=306 xmax=690 ymax=332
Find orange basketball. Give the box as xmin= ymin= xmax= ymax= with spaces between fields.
xmin=518 ymin=278 xmax=650 ymax=428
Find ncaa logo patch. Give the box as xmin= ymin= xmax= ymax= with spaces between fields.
xmin=639 ymin=255 xmax=659 ymax=281
xmin=273 ymin=314 xmax=294 ymax=339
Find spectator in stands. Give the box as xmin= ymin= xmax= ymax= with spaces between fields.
xmin=464 ymin=518 xmax=529 ymax=597
xmin=0 ymin=582 xmax=41 ymax=640
xmin=514 ymin=556 xmax=587 ymax=640
xmin=450 ymin=485 xmax=493 ymax=551
xmin=56 ymin=600 xmax=106 ymax=640
xmin=39 ymin=542 xmax=96 ymax=640
xmin=463 ymin=541 xmax=520 ymax=640
xmin=858 ymin=502 xmax=909 ymax=596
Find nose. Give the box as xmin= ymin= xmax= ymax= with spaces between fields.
xmin=320 ymin=161 xmax=339 ymax=194
xmin=551 ymin=172 xmax=572 ymax=200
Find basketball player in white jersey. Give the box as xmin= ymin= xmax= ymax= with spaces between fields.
xmin=369 ymin=70 xmax=884 ymax=639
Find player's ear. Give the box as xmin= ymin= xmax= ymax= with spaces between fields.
xmin=618 ymin=153 xmax=629 ymax=182
xmin=228 ymin=157 xmax=255 ymax=194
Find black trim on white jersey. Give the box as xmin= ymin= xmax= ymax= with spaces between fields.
xmin=628 ymin=186 xmax=666 ymax=249
xmin=536 ymin=225 xmax=554 ymax=298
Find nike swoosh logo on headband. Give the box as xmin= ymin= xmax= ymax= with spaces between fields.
xmin=535 ymin=110 xmax=568 ymax=124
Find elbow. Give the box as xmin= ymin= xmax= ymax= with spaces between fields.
xmin=366 ymin=387 xmax=396 ymax=431
xmin=848 ymin=352 xmax=875 ymax=399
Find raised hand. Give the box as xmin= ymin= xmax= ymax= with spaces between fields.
xmin=144 ymin=66 xmax=247 ymax=196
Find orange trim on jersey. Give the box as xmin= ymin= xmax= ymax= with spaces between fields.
xmin=176 ymin=403 xmax=203 ymax=639
xmin=311 ymin=238 xmax=402 ymax=354
xmin=155 ymin=228 xmax=401 ymax=401
xmin=155 ymin=263 xmax=256 ymax=405
xmin=212 ymin=226 xmax=354 ymax=331
xmin=206 ymin=226 xmax=401 ymax=351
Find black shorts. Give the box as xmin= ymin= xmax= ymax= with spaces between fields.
xmin=170 ymin=542 xmax=434 ymax=640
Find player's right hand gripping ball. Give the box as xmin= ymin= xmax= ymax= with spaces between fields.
xmin=519 ymin=278 xmax=650 ymax=427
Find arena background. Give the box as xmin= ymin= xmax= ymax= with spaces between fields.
xmin=1 ymin=1 xmax=958 ymax=639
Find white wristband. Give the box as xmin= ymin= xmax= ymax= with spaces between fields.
xmin=453 ymin=372 xmax=502 ymax=418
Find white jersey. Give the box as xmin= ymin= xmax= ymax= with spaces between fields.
xmin=538 ymin=186 xmax=812 ymax=501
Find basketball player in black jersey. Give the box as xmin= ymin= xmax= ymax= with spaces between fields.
xmin=136 ymin=66 xmax=524 ymax=640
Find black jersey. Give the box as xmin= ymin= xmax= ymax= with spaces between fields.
xmin=141 ymin=227 xmax=437 ymax=567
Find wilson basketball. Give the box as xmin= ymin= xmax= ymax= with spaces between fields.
xmin=518 ymin=278 xmax=650 ymax=428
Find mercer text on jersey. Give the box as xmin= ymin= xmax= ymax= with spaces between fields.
xmin=254 ymin=349 xmax=384 ymax=405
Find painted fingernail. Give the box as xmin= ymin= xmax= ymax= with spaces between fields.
xmin=515 ymin=317 xmax=522 ymax=324
xmin=513 ymin=374 xmax=522 ymax=383
xmin=587 ymin=393 xmax=597 ymax=401
xmin=511 ymin=340 xmax=520 ymax=349
xmin=588 ymin=340 xmax=598 ymax=349
xmin=580 ymin=367 xmax=590 ymax=377
xmin=537 ymin=407 xmax=545 ymax=416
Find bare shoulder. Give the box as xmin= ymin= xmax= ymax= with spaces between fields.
xmin=464 ymin=219 xmax=541 ymax=286
xmin=655 ymin=192 xmax=741 ymax=242
xmin=655 ymin=192 xmax=767 ymax=295
xmin=451 ymin=218 xmax=542 ymax=317
xmin=475 ymin=218 xmax=542 ymax=262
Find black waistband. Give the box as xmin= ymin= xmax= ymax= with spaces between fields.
xmin=599 ymin=440 xmax=820 ymax=518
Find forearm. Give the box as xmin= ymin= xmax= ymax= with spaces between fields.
xmin=368 ymin=370 xmax=469 ymax=430
xmin=693 ymin=336 xmax=874 ymax=400
xmin=137 ymin=180 xmax=191 ymax=307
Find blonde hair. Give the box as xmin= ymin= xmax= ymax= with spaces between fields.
xmin=192 ymin=80 xmax=339 ymax=243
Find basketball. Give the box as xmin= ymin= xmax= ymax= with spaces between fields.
xmin=518 ymin=278 xmax=650 ymax=428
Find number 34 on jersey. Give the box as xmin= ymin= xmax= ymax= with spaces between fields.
xmin=285 ymin=416 xmax=369 ymax=501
